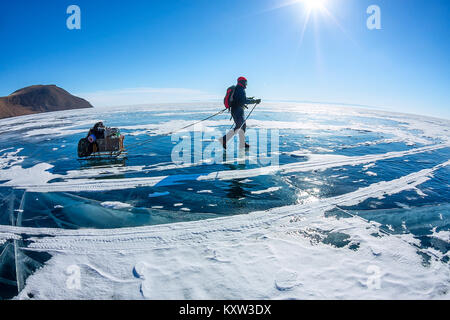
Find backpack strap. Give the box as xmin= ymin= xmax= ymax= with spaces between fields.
xmin=230 ymin=85 xmax=236 ymax=103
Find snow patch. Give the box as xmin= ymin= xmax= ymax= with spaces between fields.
xmin=100 ymin=202 xmax=132 ymax=210
xmin=251 ymin=187 xmax=281 ymax=195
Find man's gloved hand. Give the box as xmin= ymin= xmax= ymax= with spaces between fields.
xmin=255 ymin=99 xmax=261 ymax=104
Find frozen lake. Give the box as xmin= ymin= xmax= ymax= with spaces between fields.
xmin=0 ymin=102 xmax=449 ymax=299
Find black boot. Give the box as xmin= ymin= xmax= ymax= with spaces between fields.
xmin=244 ymin=143 xmax=250 ymax=149
xmin=220 ymin=138 xmax=227 ymax=150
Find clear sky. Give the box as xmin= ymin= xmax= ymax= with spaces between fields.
xmin=0 ymin=0 xmax=449 ymax=118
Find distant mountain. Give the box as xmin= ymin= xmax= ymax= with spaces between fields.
xmin=0 ymin=85 xmax=93 ymax=119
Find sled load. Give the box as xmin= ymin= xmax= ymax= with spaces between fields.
xmin=78 ymin=122 xmax=126 ymax=160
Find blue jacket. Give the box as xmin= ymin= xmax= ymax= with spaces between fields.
xmin=231 ymin=84 xmax=254 ymax=110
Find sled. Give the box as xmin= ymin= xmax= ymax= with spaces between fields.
xmin=78 ymin=129 xmax=127 ymax=161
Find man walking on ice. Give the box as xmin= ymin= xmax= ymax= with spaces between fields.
xmin=220 ymin=76 xmax=261 ymax=149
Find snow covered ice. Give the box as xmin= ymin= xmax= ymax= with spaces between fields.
xmin=0 ymin=102 xmax=449 ymax=299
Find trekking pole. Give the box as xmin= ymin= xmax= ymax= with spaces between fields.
xmin=244 ymin=102 xmax=260 ymax=123
xmin=230 ymin=102 xmax=260 ymax=131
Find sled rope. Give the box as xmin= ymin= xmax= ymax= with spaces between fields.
xmin=124 ymin=108 xmax=227 ymax=152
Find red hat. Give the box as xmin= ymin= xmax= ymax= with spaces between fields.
xmin=237 ymin=76 xmax=247 ymax=83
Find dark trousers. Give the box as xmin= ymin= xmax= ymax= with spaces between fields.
xmin=221 ymin=107 xmax=246 ymax=147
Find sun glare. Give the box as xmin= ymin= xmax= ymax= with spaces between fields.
xmin=265 ymin=0 xmax=351 ymax=50
xmin=301 ymin=0 xmax=326 ymax=11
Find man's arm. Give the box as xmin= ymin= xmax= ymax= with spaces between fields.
xmin=246 ymin=97 xmax=261 ymax=105
xmin=235 ymin=87 xmax=261 ymax=107
xmin=241 ymin=91 xmax=260 ymax=105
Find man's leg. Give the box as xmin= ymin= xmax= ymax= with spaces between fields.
xmin=220 ymin=129 xmax=236 ymax=148
xmin=220 ymin=108 xmax=248 ymax=149
xmin=237 ymin=121 xmax=247 ymax=148
xmin=232 ymin=108 xmax=247 ymax=148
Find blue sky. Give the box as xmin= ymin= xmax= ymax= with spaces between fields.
xmin=0 ymin=0 xmax=449 ymax=118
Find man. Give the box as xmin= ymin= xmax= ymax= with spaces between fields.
xmin=220 ymin=77 xmax=261 ymax=149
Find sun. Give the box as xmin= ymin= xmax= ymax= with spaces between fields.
xmin=301 ymin=0 xmax=326 ymax=11
xmin=262 ymin=0 xmax=349 ymax=48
